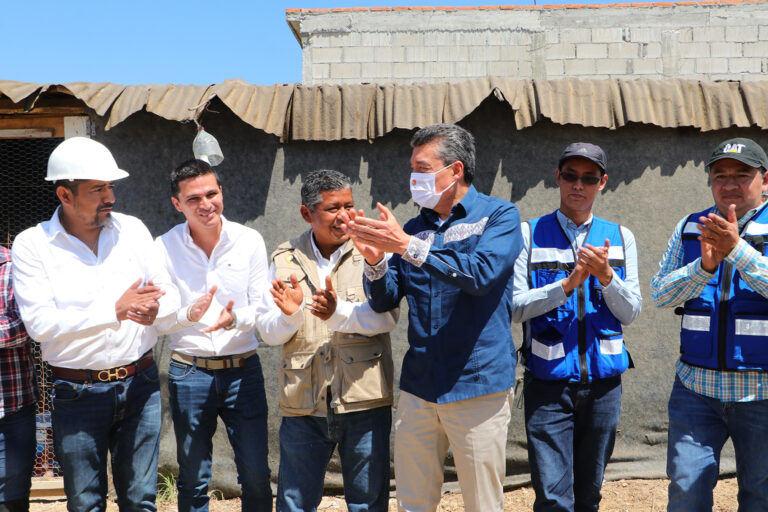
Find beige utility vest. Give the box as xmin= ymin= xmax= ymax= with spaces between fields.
xmin=272 ymin=230 xmax=394 ymax=417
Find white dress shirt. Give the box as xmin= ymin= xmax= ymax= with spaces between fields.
xmin=157 ymin=216 xmax=296 ymax=356
xmin=257 ymin=234 xmax=398 ymax=347
xmin=11 ymin=209 xmax=180 ymax=370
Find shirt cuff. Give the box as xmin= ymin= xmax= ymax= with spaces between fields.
xmin=724 ymin=238 xmax=755 ymax=269
xmin=601 ymin=269 xmax=617 ymax=291
xmin=176 ymin=307 xmax=195 ymax=328
xmin=364 ymin=258 xmax=388 ymax=281
xmin=402 ymin=236 xmax=430 ymax=268
xmin=326 ymin=300 xmax=354 ymax=331
xmin=692 ymin=259 xmax=716 ymax=284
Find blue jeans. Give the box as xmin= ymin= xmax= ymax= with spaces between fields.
xmin=168 ymin=353 xmax=271 ymax=512
xmin=52 ymin=363 xmax=162 ymax=512
xmin=0 ymin=404 xmax=35 ymax=503
xmin=667 ymin=375 xmax=768 ymax=512
xmin=524 ymin=374 xmax=622 ymax=512
xmin=276 ymin=405 xmax=392 ymax=512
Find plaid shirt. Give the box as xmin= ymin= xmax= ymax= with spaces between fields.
xmin=0 ymin=247 xmax=38 ymax=418
xmin=651 ymin=203 xmax=768 ymax=402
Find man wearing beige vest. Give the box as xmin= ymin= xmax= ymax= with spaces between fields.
xmin=261 ymin=170 xmax=398 ymax=512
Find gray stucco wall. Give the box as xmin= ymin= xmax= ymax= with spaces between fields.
xmin=88 ymin=99 xmax=765 ymax=494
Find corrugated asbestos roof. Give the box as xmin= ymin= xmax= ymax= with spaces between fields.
xmin=1 ymin=77 xmax=767 ymax=141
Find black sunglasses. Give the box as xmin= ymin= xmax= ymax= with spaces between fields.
xmin=559 ymin=171 xmax=602 ymax=185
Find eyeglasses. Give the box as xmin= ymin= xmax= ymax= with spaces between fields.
xmin=559 ymin=171 xmax=602 ymax=185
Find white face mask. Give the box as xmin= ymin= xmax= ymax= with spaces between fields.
xmin=410 ymin=163 xmax=457 ymax=209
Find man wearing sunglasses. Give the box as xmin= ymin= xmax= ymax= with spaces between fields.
xmin=652 ymin=138 xmax=768 ymax=511
xmin=512 ymin=142 xmax=642 ymax=512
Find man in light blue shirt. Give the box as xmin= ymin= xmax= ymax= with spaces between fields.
xmin=512 ymin=143 xmax=641 ymax=512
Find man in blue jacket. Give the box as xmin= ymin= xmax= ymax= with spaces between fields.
xmin=341 ymin=123 xmax=522 ymax=512
xmin=512 ymin=143 xmax=642 ymax=512
xmin=652 ymin=138 xmax=768 ymax=511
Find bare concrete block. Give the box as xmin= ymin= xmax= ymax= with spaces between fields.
xmin=405 ymin=46 xmax=439 ymax=62
xmin=424 ymin=61 xmax=451 ymax=78
xmin=311 ymin=64 xmax=330 ymax=80
xmin=628 ymin=27 xmax=662 ymax=43
xmin=678 ymin=27 xmax=693 ymax=43
xmin=362 ymin=62 xmax=392 ymax=78
xmin=488 ymin=61 xmax=518 ymax=77
xmin=509 ymin=31 xmax=534 ymax=45
xmin=310 ymin=33 xmax=360 ymax=48
xmin=608 ymin=42 xmax=639 ymax=59
xmin=361 ymin=32 xmax=392 ymax=47
xmin=374 ymin=46 xmax=406 ymax=63
xmin=452 ymin=61 xmax=488 ymax=77
xmin=729 ymin=57 xmax=762 ymax=73
xmin=678 ymin=58 xmax=695 ymax=75
xmin=711 ymin=42 xmax=742 ymax=58
xmin=743 ymin=42 xmax=768 ymax=57
xmin=678 ymin=42 xmax=711 ymax=59
xmin=695 ymin=57 xmax=728 ymax=74
xmin=632 ymin=58 xmax=661 ymax=75
xmin=469 ymin=46 xmax=502 ymax=62
xmin=393 ymin=62 xmax=425 ymax=78
xmin=546 ymin=43 xmax=576 ymax=59
xmin=423 ymin=31 xmax=456 ymax=46
xmin=330 ymin=62 xmax=362 ymax=79
xmin=596 ymin=58 xmax=629 ymax=75
xmin=641 ymin=43 xmax=662 ymax=59
xmin=561 ymin=29 xmax=591 ymax=44
xmin=693 ymin=26 xmax=725 ymax=43
xmin=576 ymin=43 xmax=608 ymax=59
xmin=565 ymin=59 xmax=597 ymax=75
xmin=519 ymin=60 xmax=533 ymax=77
xmin=544 ymin=59 xmax=565 ymax=77
xmin=592 ymin=28 xmax=624 ymax=43
xmin=456 ymin=31 xmax=489 ymax=46
xmin=343 ymin=47 xmax=374 ymax=63
xmin=726 ymin=26 xmax=758 ymax=43
xmin=545 ymin=30 xmax=559 ymax=45
xmin=392 ymin=32 xmax=424 ymax=47
xmin=312 ymin=47 xmax=343 ymax=64
xmin=760 ymin=26 xmax=768 ymax=41
xmin=487 ymin=31 xmax=510 ymax=46
xmin=437 ymin=46 xmax=470 ymax=62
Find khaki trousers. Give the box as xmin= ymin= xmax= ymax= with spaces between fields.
xmin=394 ymin=389 xmax=511 ymax=512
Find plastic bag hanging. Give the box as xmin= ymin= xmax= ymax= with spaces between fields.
xmin=192 ymin=127 xmax=224 ymax=166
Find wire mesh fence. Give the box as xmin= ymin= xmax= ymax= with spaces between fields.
xmin=1 ymin=137 xmax=63 ymax=478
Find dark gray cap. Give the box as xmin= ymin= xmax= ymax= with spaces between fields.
xmin=707 ymin=138 xmax=768 ymax=171
xmin=558 ymin=142 xmax=607 ymax=172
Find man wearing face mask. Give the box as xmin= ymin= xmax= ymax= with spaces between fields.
xmin=342 ymin=123 xmax=523 ymax=512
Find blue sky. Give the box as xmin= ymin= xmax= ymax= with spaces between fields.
xmin=2 ymin=0 xmax=614 ymax=86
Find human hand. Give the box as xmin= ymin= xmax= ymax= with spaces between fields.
xmin=561 ymin=260 xmax=589 ymax=294
xmin=310 ymin=275 xmax=337 ymax=321
xmin=270 ymin=274 xmax=304 ymax=316
xmin=183 ymin=285 xmax=218 ymax=323
xmin=203 ymin=300 xmax=236 ymax=333
xmin=341 ymin=203 xmax=410 ymax=257
xmin=340 ymin=208 xmax=385 ymax=265
xmin=117 ymin=279 xmax=165 ymax=323
xmin=698 ymin=204 xmax=740 ymax=258
xmin=580 ymin=239 xmax=613 ymax=286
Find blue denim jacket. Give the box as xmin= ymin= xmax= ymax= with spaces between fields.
xmin=364 ymin=185 xmax=522 ymax=403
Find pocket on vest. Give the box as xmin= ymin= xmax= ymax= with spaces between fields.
xmin=680 ymin=312 xmax=713 ymax=359
xmin=280 ymin=352 xmax=315 ymax=411
xmin=733 ymin=316 xmax=768 ymax=365
xmin=337 ymin=338 xmax=392 ymax=403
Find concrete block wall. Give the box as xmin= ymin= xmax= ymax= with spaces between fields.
xmin=286 ymin=1 xmax=768 ymax=85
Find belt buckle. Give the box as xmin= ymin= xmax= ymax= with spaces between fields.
xmin=97 ymin=366 xmax=129 ymax=382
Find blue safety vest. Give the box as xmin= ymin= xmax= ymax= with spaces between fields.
xmin=523 ymin=212 xmax=630 ymax=382
xmin=679 ymin=204 xmax=768 ymax=371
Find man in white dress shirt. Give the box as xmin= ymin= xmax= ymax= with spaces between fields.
xmin=11 ymin=137 xmax=182 ymax=511
xmin=156 ymin=159 xmax=276 ymax=512
xmin=261 ymin=170 xmax=398 ymax=512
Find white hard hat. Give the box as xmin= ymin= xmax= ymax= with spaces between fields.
xmin=46 ymin=137 xmax=129 ymax=182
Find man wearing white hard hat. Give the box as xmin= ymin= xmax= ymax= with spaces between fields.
xmin=10 ymin=137 xmax=194 ymax=511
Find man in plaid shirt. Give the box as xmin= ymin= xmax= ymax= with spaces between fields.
xmin=0 ymin=246 xmax=38 ymax=512
xmin=652 ymin=138 xmax=768 ymax=512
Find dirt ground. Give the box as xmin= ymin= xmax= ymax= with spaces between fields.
xmin=30 ymin=477 xmax=739 ymax=511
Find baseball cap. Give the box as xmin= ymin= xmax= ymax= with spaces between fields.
xmin=707 ymin=138 xmax=768 ymax=171
xmin=558 ymin=142 xmax=607 ymax=173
